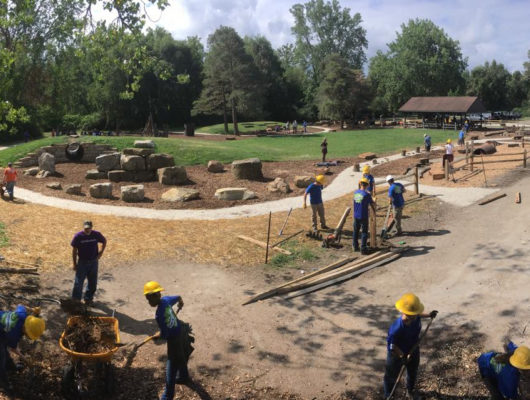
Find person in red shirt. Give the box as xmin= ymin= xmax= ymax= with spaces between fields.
xmin=2 ymin=162 xmax=17 ymax=201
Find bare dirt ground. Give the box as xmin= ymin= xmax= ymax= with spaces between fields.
xmin=16 ymin=159 xmax=359 ymax=210
xmin=2 ymin=170 xmax=530 ymax=399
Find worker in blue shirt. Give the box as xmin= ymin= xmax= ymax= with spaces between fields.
xmin=144 ymin=281 xmax=189 ymax=400
xmin=303 ymin=175 xmax=329 ymax=230
xmin=383 ymin=293 xmax=438 ymax=399
xmin=0 ymin=305 xmax=45 ymax=394
xmin=387 ymin=175 xmax=405 ymax=236
xmin=361 ymin=165 xmax=375 ymax=195
xmin=423 ymin=134 xmax=431 ymax=152
xmin=458 ymin=129 xmax=465 ymax=146
xmin=478 ymin=342 xmax=530 ymax=399
xmin=352 ymin=178 xmax=376 ymax=253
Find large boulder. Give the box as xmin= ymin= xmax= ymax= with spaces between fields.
xmin=231 ymin=158 xmax=263 ymax=180
xmin=86 ymin=169 xmax=107 ymax=180
xmin=46 ymin=182 xmax=62 ymax=190
xmin=294 ymin=175 xmax=314 ymax=188
xmin=157 ymin=166 xmax=187 ymax=185
xmin=214 ymin=188 xmax=256 ymax=201
xmin=123 ymin=148 xmax=155 ymax=157
xmin=96 ymin=152 xmax=121 ymax=172
xmin=120 ymin=155 xmax=146 ymax=171
xmin=121 ymin=184 xmax=145 ymax=202
xmin=65 ymin=184 xmax=82 ymax=195
xmin=134 ymin=140 xmax=155 ymax=149
xmin=161 ymin=188 xmax=200 ymax=202
xmin=267 ymin=177 xmax=291 ymax=194
xmin=130 ymin=171 xmax=156 ymax=183
xmin=207 ymin=160 xmax=224 ymax=173
xmin=147 ymin=153 xmax=175 ymax=171
xmin=38 ymin=152 xmax=55 ymax=173
xmin=89 ymin=182 xmax=113 ymax=199
xmin=24 ymin=167 xmax=39 ymax=176
xmin=108 ymin=170 xmax=133 ymax=182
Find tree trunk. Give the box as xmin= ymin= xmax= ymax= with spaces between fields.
xmin=231 ymin=99 xmax=239 ymax=136
xmin=222 ymin=91 xmax=229 ymax=134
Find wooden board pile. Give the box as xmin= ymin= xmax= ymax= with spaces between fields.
xmin=63 ymin=317 xmax=116 ymax=354
xmin=244 ymin=248 xmax=405 ymax=305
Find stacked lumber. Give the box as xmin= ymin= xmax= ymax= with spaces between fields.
xmin=243 ymin=249 xmax=405 ymax=305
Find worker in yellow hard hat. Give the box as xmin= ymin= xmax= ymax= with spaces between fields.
xmin=478 ymin=342 xmax=530 ymax=399
xmin=443 ymin=138 xmax=454 ymax=169
xmin=144 ymin=281 xmax=192 ymax=400
xmin=383 ymin=293 xmax=438 ymax=399
xmin=0 ymin=306 xmax=45 ymax=393
xmin=352 ymin=178 xmax=376 ymax=253
xmin=303 ymin=174 xmax=329 ymax=230
xmin=361 ymin=165 xmax=375 ymax=195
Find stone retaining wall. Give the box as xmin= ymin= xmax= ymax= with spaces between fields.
xmin=16 ymin=143 xmax=117 ymax=167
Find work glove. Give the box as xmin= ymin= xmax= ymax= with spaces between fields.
xmin=429 ymin=310 xmax=438 ymax=319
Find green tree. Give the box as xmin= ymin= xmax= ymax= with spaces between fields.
xmin=193 ymin=26 xmax=262 ymax=135
xmin=316 ymin=54 xmax=370 ymax=128
xmin=369 ymin=19 xmax=467 ymax=113
xmin=507 ymin=71 xmax=528 ymax=109
xmin=466 ymin=60 xmax=511 ymax=110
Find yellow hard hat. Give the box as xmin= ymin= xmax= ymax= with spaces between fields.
xmin=510 ymin=346 xmax=530 ymax=370
xmin=24 ymin=316 xmax=45 ymax=340
xmin=395 ymin=293 xmax=424 ymax=315
xmin=447 ymin=139 xmax=452 ymax=143
xmin=315 ymin=175 xmax=325 ymax=184
xmin=362 ymin=165 xmax=370 ymax=173
xmin=360 ymin=177 xmax=369 ymax=185
xmin=144 ymin=281 xmax=164 ymax=295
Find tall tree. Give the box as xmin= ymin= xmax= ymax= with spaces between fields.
xmin=316 ymin=54 xmax=370 ymax=128
xmin=193 ymin=26 xmax=262 ymax=135
xmin=369 ymin=19 xmax=467 ymax=113
xmin=507 ymin=71 xmax=528 ymax=110
xmin=466 ymin=60 xmax=511 ymax=110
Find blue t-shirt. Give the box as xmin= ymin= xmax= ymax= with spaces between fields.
xmin=71 ymin=230 xmax=106 ymax=261
xmin=0 ymin=305 xmax=27 ymax=348
xmin=155 ymin=296 xmax=181 ymax=339
xmin=424 ymin=135 xmax=431 ymax=145
xmin=387 ymin=316 xmax=421 ymax=355
xmin=388 ymin=183 xmax=405 ymax=208
xmin=363 ymin=173 xmax=375 ymax=193
xmin=305 ymin=183 xmax=323 ymax=205
xmin=459 ymin=130 xmax=465 ymax=139
xmin=353 ymin=189 xmax=373 ymax=219
xmin=477 ymin=342 xmax=520 ymax=399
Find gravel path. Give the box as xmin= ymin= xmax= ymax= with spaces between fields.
xmin=13 ymin=148 xmax=498 ymax=220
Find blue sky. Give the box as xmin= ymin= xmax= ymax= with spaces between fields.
xmin=141 ymin=0 xmax=529 ymax=72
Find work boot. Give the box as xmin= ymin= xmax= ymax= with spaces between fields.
xmin=321 ymin=225 xmax=330 ymax=230
xmin=361 ymin=247 xmax=371 ymax=255
xmin=83 ymin=299 xmax=94 ymax=307
xmin=406 ymin=389 xmax=420 ymax=400
xmin=352 ymin=246 xmax=360 ymax=252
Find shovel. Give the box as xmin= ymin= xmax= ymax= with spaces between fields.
xmin=380 ymin=204 xmax=392 ymax=240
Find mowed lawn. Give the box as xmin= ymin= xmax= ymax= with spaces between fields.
xmin=0 ymin=128 xmax=459 ymax=166
xmin=197 ymin=121 xmax=283 ymax=134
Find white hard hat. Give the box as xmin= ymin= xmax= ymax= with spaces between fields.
xmin=386 ymin=175 xmax=394 ymax=182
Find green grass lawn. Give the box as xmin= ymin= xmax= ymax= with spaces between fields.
xmin=197 ymin=121 xmax=283 ymax=134
xmin=0 ymin=128 xmax=459 ymax=167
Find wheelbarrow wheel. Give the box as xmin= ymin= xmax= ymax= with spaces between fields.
xmin=61 ymin=364 xmax=77 ymax=399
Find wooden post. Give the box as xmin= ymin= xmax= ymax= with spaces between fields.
xmin=414 ymin=167 xmax=419 ymax=195
xmin=465 ymin=142 xmax=469 ymax=164
xmin=470 ymin=140 xmax=474 ymax=172
xmin=480 ymin=155 xmax=488 ymax=187
xmin=370 ymin=207 xmax=377 ymax=249
xmin=523 ymin=136 xmax=525 ymax=148
xmin=524 ymin=150 xmax=527 ymax=168
xmin=445 ymin=160 xmax=449 ymax=180
xmin=265 ymin=211 xmax=272 ymax=264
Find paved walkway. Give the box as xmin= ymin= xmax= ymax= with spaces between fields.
xmin=13 ymin=147 xmax=498 ymax=220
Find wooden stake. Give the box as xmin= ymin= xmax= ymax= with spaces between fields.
xmin=265 ymin=212 xmax=272 ymax=264
xmin=278 ymin=208 xmax=292 ymax=236
xmin=238 ymin=235 xmax=291 ymax=255
xmin=480 ymin=154 xmax=488 ymax=187
xmin=478 ymin=193 xmax=506 ymax=205
xmin=470 ymin=140 xmax=474 ymax=171
xmin=370 ymin=207 xmax=377 ymax=248
xmin=524 ymin=150 xmax=527 ymax=168
xmin=414 ymin=167 xmax=419 ymax=195
xmin=465 ymin=142 xmax=469 ymax=164
xmin=445 ymin=160 xmax=449 ymax=180
xmin=271 ymin=230 xmax=303 ymax=248
xmin=515 ymin=192 xmax=521 ymax=204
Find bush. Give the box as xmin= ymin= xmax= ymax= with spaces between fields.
xmin=80 ymin=113 xmax=103 ymax=131
xmin=61 ymin=114 xmax=82 ymax=131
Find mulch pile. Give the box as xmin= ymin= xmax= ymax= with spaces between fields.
xmin=62 ymin=317 xmax=116 ymax=354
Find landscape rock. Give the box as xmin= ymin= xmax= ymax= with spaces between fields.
xmin=38 ymin=152 xmax=55 ymax=173
xmin=147 ymin=153 xmax=175 ymax=171
xmin=161 ymin=188 xmax=200 ymax=202
xmin=123 ymin=148 xmax=155 ymax=157
xmin=65 ymin=184 xmax=82 ymax=195
xmin=108 ymin=170 xmax=133 ymax=183
xmin=46 ymin=182 xmax=62 ymax=190
xmin=35 ymin=170 xmax=51 ymax=179
xmin=214 ymin=187 xmax=256 ymax=201
xmin=358 ymin=152 xmax=377 ymax=160
xmin=157 ymin=166 xmax=187 ymax=185
xmin=231 ymin=158 xmax=263 ymax=180
xmin=89 ymin=182 xmax=113 ymax=199
xmin=130 ymin=170 xmax=156 ymax=183
xmin=294 ymin=175 xmax=314 ymax=188
xmin=85 ymin=169 xmax=107 ymax=180
xmin=267 ymin=177 xmax=291 ymax=194
xmin=134 ymin=140 xmax=155 ymax=149
xmin=120 ymin=154 xmax=146 ymax=171
xmin=96 ymin=152 xmax=121 ymax=172
xmin=24 ymin=167 xmax=39 ymax=176
xmin=121 ymin=185 xmax=145 ymax=202
xmin=207 ymin=160 xmax=224 ymax=173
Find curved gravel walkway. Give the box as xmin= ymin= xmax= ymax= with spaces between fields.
xmin=13 ymin=148 xmax=499 ymax=220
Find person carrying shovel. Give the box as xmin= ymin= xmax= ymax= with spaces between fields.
xmin=383 ymin=293 xmax=438 ymax=400
xmin=144 ymin=281 xmax=192 ymax=400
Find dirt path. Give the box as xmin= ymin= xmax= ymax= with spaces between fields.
xmin=36 ymin=170 xmax=530 ymax=399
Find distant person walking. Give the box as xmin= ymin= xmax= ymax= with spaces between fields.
xmin=71 ymin=221 xmax=107 ymax=306
xmin=321 ymin=138 xmax=328 ymax=162
xmin=303 ymin=175 xmax=329 ymax=230
xmin=442 ymin=139 xmax=454 ymax=168
xmin=292 ymin=120 xmax=298 ymax=134
xmin=285 ymin=121 xmax=290 ymax=133
xmin=23 ymin=131 xmax=30 ymax=143
xmin=2 ymin=162 xmax=17 ymax=201
xmin=458 ymin=129 xmax=465 ymax=147
xmin=303 ymin=120 xmax=307 ymax=133
xmin=423 ymin=134 xmax=431 ymax=152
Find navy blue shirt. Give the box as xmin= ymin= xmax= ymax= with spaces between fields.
xmin=353 ymin=189 xmax=373 ymax=219
xmin=478 ymin=342 xmax=520 ymax=399
xmin=387 ymin=316 xmax=421 ymax=355
xmin=388 ymin=183 xmax=405 ymax=208
xmin=305 ymin=183 xmax=323 ymax=205
xmin=155 ymin=296 xmax=181 ymax=339
xmin=424 ymin=135 xmax=431 ymax=146
xmin=363 ymin=173 xmax=375 ymax=193
xmin=71 ymin=230 xmax=106 ymax=261
xmin=0 ymin=305 xmax=27 ymax=348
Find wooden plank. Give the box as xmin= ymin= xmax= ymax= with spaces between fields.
xmin=478 ymin=193 xmax=507 ymax=206
xmin=477 ymin=158 xmax=525 ymax=164
xmin=0 ymin=267 xmax=39 ymax=275
xmin=265 ymin=212 xmax=272 ymax=264
xmin=369 ymin=207 xmax=377 ymax=248
xmin=271 ymin=230 xmax=303 ymax=248
xmin=238 ymin=235 xmax=291 ymax=255
xmin=515 ymin=192 xmax=521 ymax=204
